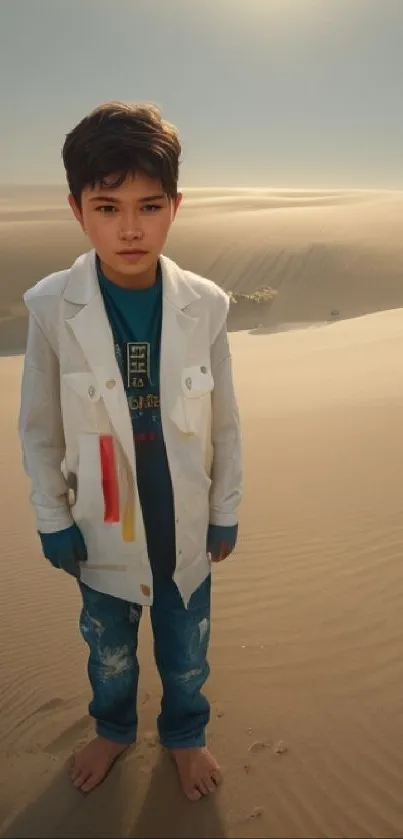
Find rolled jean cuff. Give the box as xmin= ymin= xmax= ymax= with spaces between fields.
xmin=160 ymin=731 xmax=206 ymax=749
xmin=95 ymin=721 xmax=137 ymax=745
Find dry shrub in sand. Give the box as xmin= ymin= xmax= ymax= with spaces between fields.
xmin=227 ymin=287 xmax=278 ymax=332
xmin=228 ymin=287 xmax=278 ymax=305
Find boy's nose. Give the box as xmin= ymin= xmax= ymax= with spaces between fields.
xmin=119 ymin=210 xmax=144 ymax=241
xmin=119 ymin=225 xmax=144 ymax=241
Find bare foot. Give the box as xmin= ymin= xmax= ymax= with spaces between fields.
xmin=67 ymin=736 xmax=129 ymax=793
xmin=170 ymin=746 xmax=222 ymax=801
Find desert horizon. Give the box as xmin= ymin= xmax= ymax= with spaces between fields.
xmin=1 ymin=186 xmax=403 ymax=836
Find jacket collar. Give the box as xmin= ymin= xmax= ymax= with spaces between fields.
xmin=63 ymin=249 xmax=200 ymax=311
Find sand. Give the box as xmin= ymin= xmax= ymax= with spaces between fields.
xmin=1 ymin=188 xmax=403 ymax=838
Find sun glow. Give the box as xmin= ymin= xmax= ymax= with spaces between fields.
xmin=212 ymin=0 xmax=341 ymax=40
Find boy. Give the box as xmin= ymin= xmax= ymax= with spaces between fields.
xmin=18 ymin=102 xmax=242 ymax=802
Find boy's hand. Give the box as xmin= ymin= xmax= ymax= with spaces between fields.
xmin=207 ymin=523 xmax=238 ymax=563
xmin=39 ymin=524 xmax=87 ymax=579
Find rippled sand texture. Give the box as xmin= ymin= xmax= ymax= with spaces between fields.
xmin=1 ymin=188 xmax=403 ymax=838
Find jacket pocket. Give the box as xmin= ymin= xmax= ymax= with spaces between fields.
xmin=181 ymin=365 xmax=214 ymax=400
xmin=61 ymin=372 xmax=103 ymax=443
xmin=62 ymin=372 xmax=101 ymax=402
xmin=178 ymin=365 xmax=214 ymax=436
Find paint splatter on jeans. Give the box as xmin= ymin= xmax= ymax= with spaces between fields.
xmin=78 ymin=575 xmax=211 ymax=747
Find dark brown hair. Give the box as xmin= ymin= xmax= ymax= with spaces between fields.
xmin=62 ymin=102 xmax=181 ymax=206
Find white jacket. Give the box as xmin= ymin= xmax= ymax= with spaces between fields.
xmin=19 ymin=250 xmax=242 ymax=607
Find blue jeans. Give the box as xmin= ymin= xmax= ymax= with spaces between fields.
xmin=78 ymin=574 xmax=211 ymax=748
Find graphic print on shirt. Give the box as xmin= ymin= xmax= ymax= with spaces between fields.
xmin=114 ymin=342 xmax=160 ymax=444
xmin=127 ymin=342 xmax=151 ymax=389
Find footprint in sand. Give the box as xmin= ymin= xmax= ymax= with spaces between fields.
xmin=273 ymin=740 xmax=288 ymax=755
xmin=236 ymin=806 xmax=265 ymax=825
xmin=248 ymin=740 xmax=269 ymax=753
xmin=247 ymin=738 xmax=288 ymax=755
xmin=249 ymin=806 xmax=264 ymax=819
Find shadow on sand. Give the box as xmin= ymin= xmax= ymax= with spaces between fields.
xmin=2 ymin=749 xmax=226 ymax=839
xmin=129 ymin=751 xmax=226 ymax=839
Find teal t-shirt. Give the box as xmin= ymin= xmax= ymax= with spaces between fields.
xmin=96 ymin=257 xmax=176 ymax=578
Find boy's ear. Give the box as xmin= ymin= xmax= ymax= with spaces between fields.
xmin=68 ymin=194 xmax=85 ymax=229
xmin=171 ymin=191 xmax=183 ymax=221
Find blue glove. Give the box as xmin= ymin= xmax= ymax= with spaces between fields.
xmin=39 ymin=524 xmax=87 ymax=579
xmin=207 ymin=523 xmax=238 ymax=562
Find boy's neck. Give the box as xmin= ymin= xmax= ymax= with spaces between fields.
xmin=98 ymin=257 xmax=159 ymax=290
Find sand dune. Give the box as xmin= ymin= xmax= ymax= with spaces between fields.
xmin=1 ymin=188 xmax=403 ymax=837
xmin=1 ymin=188 xmax=403 ymax=353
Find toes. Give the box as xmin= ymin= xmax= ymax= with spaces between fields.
xmin=68 ymin=760 xmax=83 ymax=784
xmin=70 ymin=764 xmax=106 ymax=793
xmin=170 ymin=748 xmax=222 ymax=801
xmin=70 ymin=768 xmax=84 ymax=785
xmin=81 ymin=772 xmax=102 ymax=793
xmin=186 ymin=786 xmax=202 ymax=802
xmin=67 ymin=754 xmax=91 ymax=787
xmin=212 ymin=769 xmax=222 ymax=787
xmin=204 ymin=775 xmax=218 ymax=794
xmin=72 ymin=769 xmax=92 ymax=790
xmin=198 ymin=772 xmax=220 ymax=796
xmin=196 ymin=779 xmax=210 ymax=796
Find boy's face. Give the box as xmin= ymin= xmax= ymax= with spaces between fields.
xmin=69 ymin=172 xmax=182 ymax=284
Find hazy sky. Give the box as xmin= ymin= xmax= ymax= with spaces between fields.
xmin=1 ymin=0 xmax=403 ymax=188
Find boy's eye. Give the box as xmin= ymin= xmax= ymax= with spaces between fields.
xmin=142 ymin=204 xmax=162 ymax=213
xmin=96 ymin=205 xmax=117 ymax=214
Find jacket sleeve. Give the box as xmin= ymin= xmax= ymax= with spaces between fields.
xmin=209 ymin=323 xmax=242 ymax=526
xmin=18 ymin=311 xmax=74 ymax=533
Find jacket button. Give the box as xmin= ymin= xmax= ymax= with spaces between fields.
xmin=201 ymin=366 xmax=207 ymax=374
xmin=106 ymin=379 xmax=116 ymax=389
xmin=88 ymin=385 xmax=96 ymax=398
xmin=185 ymin=377 xmax=192 ymax=390
xmin=141 ymin=584 xmax=151 ymax=597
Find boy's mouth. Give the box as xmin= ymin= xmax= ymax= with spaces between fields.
xmin=116 ymin=249 xmax=149 ymax=262
xmin=117 ymin=249 xmax=148 ymax=255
